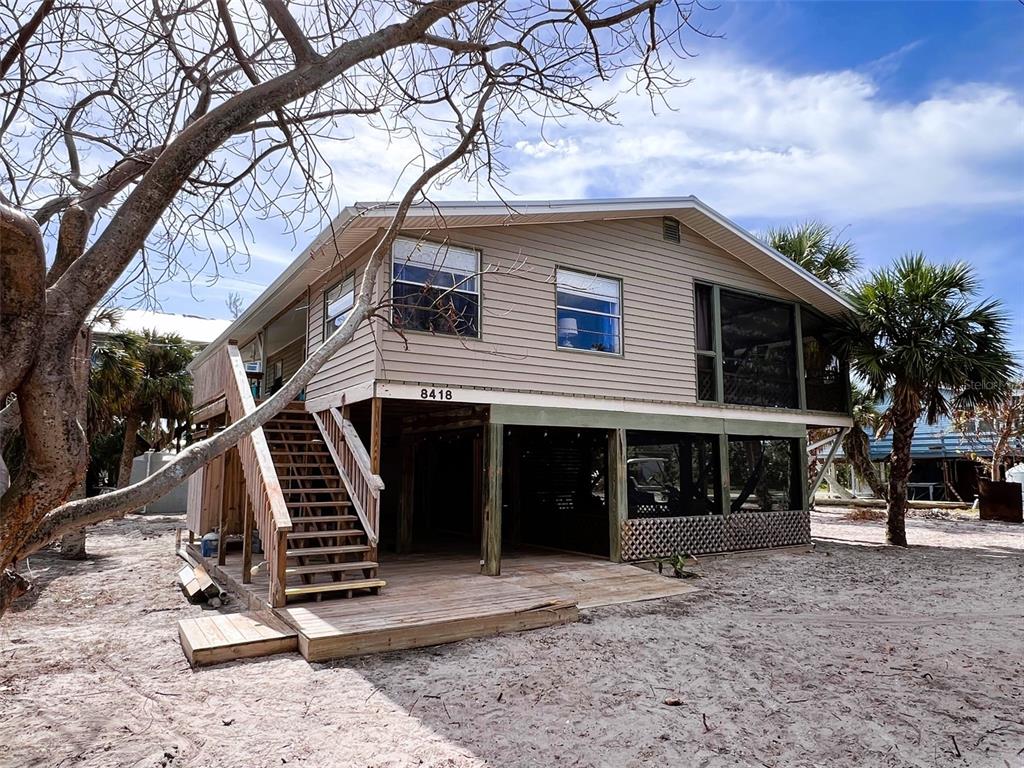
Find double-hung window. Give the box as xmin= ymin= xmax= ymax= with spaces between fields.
xmin=556 ymin=268 xmax=622 ymax=354
xmin=324 ymin=273 xmax=355 ymax=339
xmin=392 ymin=238 xmax=480 ymax=338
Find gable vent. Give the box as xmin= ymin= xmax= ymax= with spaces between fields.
xmin=662 ymin=217 xmax=681 ymax=243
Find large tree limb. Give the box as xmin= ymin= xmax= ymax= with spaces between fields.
xmin=261 ymin=0 xmax=320 ymax=65
xmin=0 ymin=0 xmax=56 ymax=80
xmin=46 ymin=0 xmax=472 ymax=343
xmin=0 ymin=203 xmax=45 ymax=399
xmin=15 ymin=82 xmax=493 ymax=559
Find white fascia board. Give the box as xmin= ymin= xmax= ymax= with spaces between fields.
xmin=189 ymin=206 xmax=362 ymax=370
xmin=684 ymin=197 xmax=855 ymax=314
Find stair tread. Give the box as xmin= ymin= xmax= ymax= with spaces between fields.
xmin=287 ymin=529 xmax=363 ymax=539
xmin=285 ymin=560 xmax=378 ymax=576
xmin=287 ymin=500 xmax=352 ymax=508
xmin=286 ymin=544 xmax=371 ymax=557
xmin=285 ymin=579 xmax=385 ymax=597
xmin=282 ymin=487 xmax=345 ymax=494
xmin=290 ymin=515 xmax=358 ymax=523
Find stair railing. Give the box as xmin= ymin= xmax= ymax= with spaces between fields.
xmin=312 ymin=406 xmax=384 ymax=546
xmin=223 ymin=344 xmax=293 ymax=606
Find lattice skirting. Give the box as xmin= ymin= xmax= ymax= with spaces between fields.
xmin=620 ymin=510 xmax=810 ymax=560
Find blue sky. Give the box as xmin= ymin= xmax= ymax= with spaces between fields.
xmin=150 ymin=1 xmax=1024 ymax=350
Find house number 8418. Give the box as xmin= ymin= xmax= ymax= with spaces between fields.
xmin=420 ymin=388 xmax=453 ymax=400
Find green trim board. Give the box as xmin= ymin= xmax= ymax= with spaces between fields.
xmin=711 ymin=283 xmax=725 ymax=403
xmin=794 ymin=304 xmax=807 ymax=411
xmin=489 ymin=404 xmax=807 ymax=438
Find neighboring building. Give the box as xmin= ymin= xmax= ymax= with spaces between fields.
xmin=185 ymin=197 xmax=854 ymax=609
xmin=91 ymin=308 xmax=233 ymax=347
xmin=868 ymin=407 xmax=1023 ymax=503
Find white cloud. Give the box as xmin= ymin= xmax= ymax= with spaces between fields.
xmin=308 ymin=55 xmax=1022 ymax=225
xmin=156 ymin=51 xmax=1023 ymax=317
xmin=514 ymin=138 xmax=579 ymax=159
xmin=486 ymin=57 xmax=1023 ymax=222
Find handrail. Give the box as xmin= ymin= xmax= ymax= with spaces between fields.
xmin=312 ymin=406 xmax=384 ymax=546
xmin=223 ymin=345 xmax=292 ymax=606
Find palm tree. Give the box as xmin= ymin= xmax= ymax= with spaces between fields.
xmin=765 ymin=221 xmax=861 ymax=290
xmin=113 ymin=330 xmax=195 ymax=488
xmin=89 ymin=330 xmax=194 ymax=488
xmin=841 ymin=384 xmax=887 ymax=500
xmin=89 ymin=332 xmax=145 ymax=441
xmin=838 ymin=254 xmax=1015 ymax=545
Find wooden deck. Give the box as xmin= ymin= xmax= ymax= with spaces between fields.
xmin=182 ymin=548 xmax=698 ymax=664
xmin=178 ymin=611 xmax=298 ymax=666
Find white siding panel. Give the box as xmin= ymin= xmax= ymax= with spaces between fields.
xmin=304 ymin=251 xmax=379 ymax=403
xmin=377 ymin=217 xmax=800 ymax=404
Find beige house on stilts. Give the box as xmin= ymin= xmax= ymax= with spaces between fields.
xmin=182 ymin=197 xmax=853 ymax=664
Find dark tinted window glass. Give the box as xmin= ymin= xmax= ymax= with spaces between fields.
xmin=720 ymin=290 xmax=797 ymax=408
xmin=392 ymin=283 xmax=479 ymax=337
xmin=697 ymin=355 xmax=716 ymax=401
xmin=728 ymin=437 xmax=799 ymax=512
xmin=695 ymin=283 xmax=713 ymax=351
xmin=802 ymin=310 xmax=847 ymax=412
xmin=626 ymin=431 xmax=720 ymax=518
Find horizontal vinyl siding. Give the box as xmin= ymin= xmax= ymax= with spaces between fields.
xmin=378 ymin=217 xmax=800 ymax=404
xmin=266 ymin=337 xmax=304 ymax=382
xmin=304 ymin=251 xmax=379 ymax=404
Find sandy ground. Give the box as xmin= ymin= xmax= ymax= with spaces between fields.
xmin=1 ymin=511 xmax=1021 ymax=768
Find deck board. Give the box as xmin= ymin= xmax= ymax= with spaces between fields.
xmin=178 ymin=611 xmax=299 ymax=667
xmin=188 ymin=549 xmax=698 ymax=664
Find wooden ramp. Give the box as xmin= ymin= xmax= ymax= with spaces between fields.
xmin=178 ymin=611 xmax=298 ymax=667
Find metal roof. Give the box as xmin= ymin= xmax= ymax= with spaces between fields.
xmin=192 ymin=196 xmax=855 ymax=368
xmin=93 ymin=309 xmax=232 ymax=347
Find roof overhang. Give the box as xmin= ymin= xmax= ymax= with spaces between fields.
xmin=192 ymin=196 xmax=854 ymax=369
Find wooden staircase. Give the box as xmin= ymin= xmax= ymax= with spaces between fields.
xmin=264 ymin=408 xmax=385 ymax=601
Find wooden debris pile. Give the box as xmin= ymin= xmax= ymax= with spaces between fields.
xmin=177 ymin=562 xmax=229 ymax=608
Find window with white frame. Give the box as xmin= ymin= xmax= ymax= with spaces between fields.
xmin=391 ymin=238 xmax=480 ymax=337
xmin=556 ymin=268 xmax=622 ymax=354
xmin=324 ymin=273 xmax=355 ymax=339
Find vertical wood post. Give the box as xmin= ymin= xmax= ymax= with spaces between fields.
xmin=717 ymin=432 xmax=731 ymax=517
xmin=369 ymin=396 xmax=382 ymax=562
xmin=796 ymin=435 xmax=809 ymax=512
xmin=272 ymin=529 xmax=288 ymax=607
xmin=370 ymin=396 xmax=382 ymax=474
xmin=607 ymin=428 xmax=628 ymax=562
xmin=481 ymin=422 xmax=503 ymax=576
xmin=217 ymin=456 xmax=229 ymax=566
xmin=241 ymin=494 xmax=254 ymax=584
xmin=397 ymin=438 xmax=415 ymax=554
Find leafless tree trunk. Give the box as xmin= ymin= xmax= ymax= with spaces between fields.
xmin=0 ymin=0 xmax=706 ymax=613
